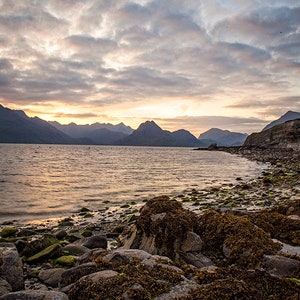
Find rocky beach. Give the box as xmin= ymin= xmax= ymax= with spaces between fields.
xmin=0 ymin=148 xmax=299 ymax=299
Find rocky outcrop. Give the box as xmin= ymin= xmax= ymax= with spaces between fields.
xmin=0 ymin=193 xmax=299 ymax=299
xmin=244 ymin=118 xmax=300 ymax=149
xmin=0 ymin=243 xmax=24 ymax=292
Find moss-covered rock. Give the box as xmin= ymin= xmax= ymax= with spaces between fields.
xmin=0 ymin=227 xmax=18 ymax=238
xmin=55 ymin=255 xmax=76 ymax=268
xmin=26 ymin=243 xmax=62 ymax=264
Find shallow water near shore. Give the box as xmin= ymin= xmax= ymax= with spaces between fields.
xmin=0 ymin=144 xmax=265 ymax=222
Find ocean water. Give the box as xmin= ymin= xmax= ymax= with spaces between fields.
xmin=0 ymin=144 xmax=264 ymax=222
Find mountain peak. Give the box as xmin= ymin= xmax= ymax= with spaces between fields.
xmin=263 ymin=110 xmax=300 ymax=131
xmin=198 ymin=128 xmax=248 ymax=147
xmin=137 ymin=120 xmax=162 ymax=131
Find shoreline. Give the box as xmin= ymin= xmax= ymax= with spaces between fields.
xmin=0 ymin=147 xmax=299 ymax=299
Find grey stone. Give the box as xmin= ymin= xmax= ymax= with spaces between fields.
xmin=38 ymin=268 xmax=65 ymax=288
xmin=82 ymin=235 xmax=107 ymax=249
xmin=179 ymin=231 xmax=202 ymax=252
xmin=102 ymin=249 xmax=152 ymax=267
xmin=121 ymin=283 xmax=146 ymax=300
xmin=154 ymin=281 xmax=199 ymax=300
xmin=0 ymin=243 xmax=24 ymax=291
xmin=62 ymin=244 xmax=89 ymax=256
xmin=263 ymin=255 xmax=300 ymax=277
xmin=59 ymin=262 xmax=97 ymax=288
xmin=76 ymin=248 xmax=106 ymax=265
xmin=176 ymin=251 xmax=214 ymax=268
xmin=0 ymin=290 xmax=68 ymax=300
xmin=79 ymin=270 xmax=119 ymax=283
xmin=0 ymin=278 xmax=12 ymax=297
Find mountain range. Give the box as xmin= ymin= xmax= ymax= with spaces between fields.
xmin=1 ymin=104 xmax=299 ymax=147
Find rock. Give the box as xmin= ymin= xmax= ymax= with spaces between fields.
xmin=121 ymin=283 xmax=147 ymax=300
xmin=59 ymin=262 xmax=97 ymax=288
xmin=0 ymin=279 xmax=12 ymax=297
xmin=154 ymin=281 xmax=199 ymax=300
xmin=263 ymin=255 xmax=300 ymax=277
xmin=38 ymin=268 xmax=65 ymax=288
xmin=76 ymin=249 xmax=106 ymax=265
xmin=26 ymin=243 xmax=62 ymax=264
xmin=55 ymin=256 xmax=76 ymax=268
xmin=102 ymin=249 xmax=152 ymax=267
xmin=17 ymin=229 xmax=36 ymax=237
xmin=21 ymin=234 xmax=58 ymax=258
xmin=0 ymin=290 xmax=68 ymax=300
xmin=197 ymin=210 xmax=281 ymax=267
xmin=82 ymin=235 xmax=107 ymax=249
xmin=67 ymin=270 xmax=119 ymax=299
xmin=55 ymin=230 xmax=67 ymax=240
xmin=176 ymin=251 xmax=214 ymax=268
xmin=0 ymin=227 xmax=18 ymax=238
xmin=62 ymin=244 xmax=89 ymax=256
xmin=80 ymin=270 xmax=119 ymax=283
xmin=122 ymin=196 xmax=199 ymax=262
xmin=178 ymin=231 xmax=202 ymax=252
xmin=0 ymin=243 xmax=24 ymax=291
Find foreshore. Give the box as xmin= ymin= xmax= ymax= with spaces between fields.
xmin=0 ymin=147 xmax=299 ymax=299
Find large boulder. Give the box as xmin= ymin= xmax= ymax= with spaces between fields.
xmin=0 ymin=243 xmax=24 ymax=292
xmin=121 ymin=196 xmax=204 ymax=265
xmin=0 ymin=290 xmax=68 ymax=300
xmin=196 ymin=210 xmax=281 ymax=267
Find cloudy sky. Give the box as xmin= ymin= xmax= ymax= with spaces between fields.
xmin=0 ymin=0 xmax=299 ymax=135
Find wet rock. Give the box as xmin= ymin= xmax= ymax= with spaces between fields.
xmin=82 ymin=235 xmax=107 ymax=249
xmin=176 ymin=251 xmax=214 ymax=268
xmin=76 ymin=248 xmax=106 ymax=265
xmin=101 ymin=249 xmax=152 ymax=267
xmin=67 ymin=256 xmax=185 ymax=300
xmin=55 ymin=256 xmax=76 ymax=268
xmin=155 ymin=281 xmax=199 ymax=300
xmin=122 ymin=196 xmax=199 ymax=262
xmin=54 ymin=230 xmax=67 ymax=240
xmin=22 ymin=234 xmax=58 ymax=258
xmin=0 ymin=227 xmax=18 ymax=238
xmin=59 ymin=262 xmax=97 ymax=288
xmin=62 ymin=244 xmax=89 ymax=256
xmin=0 ymin=279 xmax=12 ymax=297
xmin=38 ymin=268 xmax=65 ymax=288
xmin=263 ymin=255 xmax=300 ymax=277
xmin=196 ymin=210 xmax=281 ymax=267
xmin=26 ymin=243 xmax=62 ymax=264
xmin=121 ymin=283 xmax=147 ymax=300
xmin=0 ymin=243 xmax=24 ymax=291
xmin=0 ymin=290 xmax=68 ymax=300
xmin=67 ymin=270 xmax=119 ymax=299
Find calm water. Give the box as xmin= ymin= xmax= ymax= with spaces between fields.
xmin=0 ymin=144 xmax=264 ymax=222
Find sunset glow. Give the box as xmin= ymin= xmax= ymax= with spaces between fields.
xmin=0 ymin=1 xmax=299 ymax=135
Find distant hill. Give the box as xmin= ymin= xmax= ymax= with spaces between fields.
xmin=244 ymin=118 xmax=300 ymax=149
xmin=0 ymin=104 xmax=90 ymax=144
xmin=263 ymin=111 xmax=300 ymax=131
xmin=50 ymin=121 xmax=133 ymax=145
xmin=50 ymin=121 xmax=133 ymax=137
xmin=116 ymin=120 xmax=205 ymax=147
xmin=198 ymin=128 xmax=248 ymax=147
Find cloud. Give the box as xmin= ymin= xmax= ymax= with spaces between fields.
xmin=0 ymin=0 xmax=299 ymax=133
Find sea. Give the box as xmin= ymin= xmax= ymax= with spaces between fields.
xmin=0 ymin=144 xmax=265 ymax=222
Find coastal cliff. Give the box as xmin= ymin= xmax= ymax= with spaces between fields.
xmin=244 ymin=118 xmax=300 ymax=149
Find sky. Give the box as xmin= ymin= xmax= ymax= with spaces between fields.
xmin=0 ymin=0 xmax=300 ymax=136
